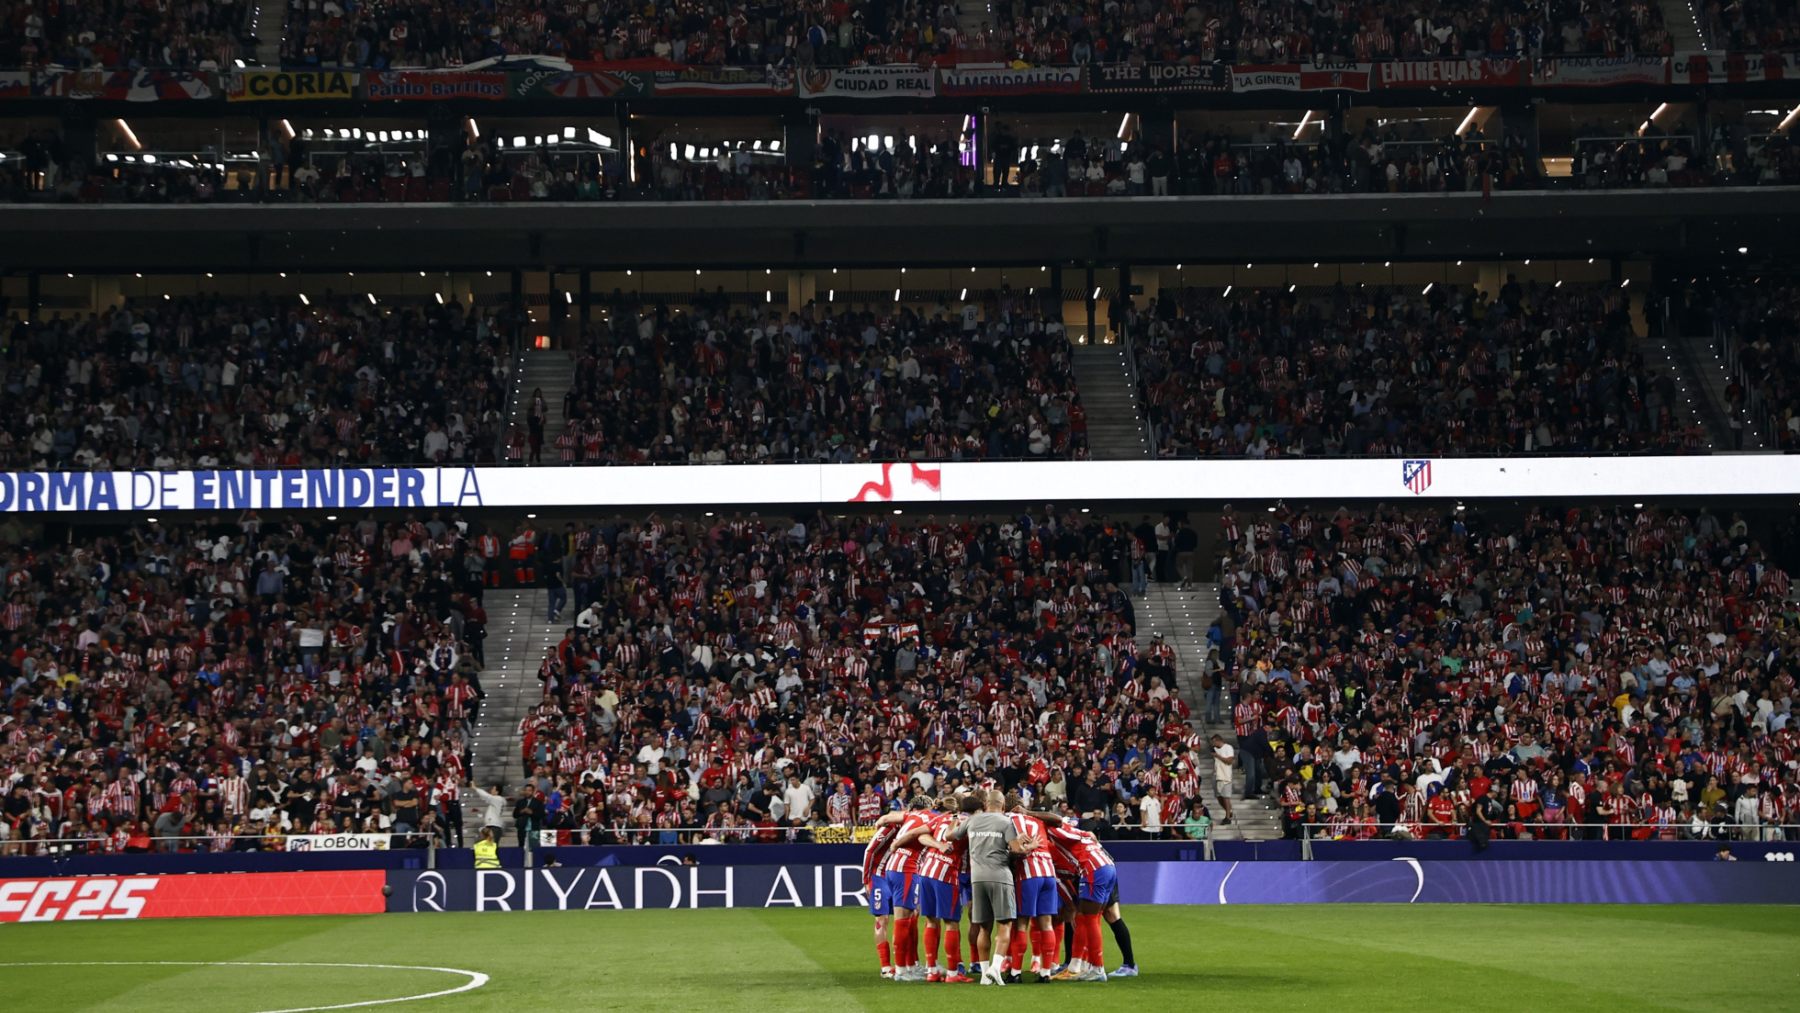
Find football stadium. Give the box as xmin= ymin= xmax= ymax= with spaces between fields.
xmin=4 ymin=4 xmax=1800 ymax=1009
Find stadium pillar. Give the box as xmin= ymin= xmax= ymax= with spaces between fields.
xmin=256 ymin=116 xmax=272 ymax=198
xmin=782 ymin=109 xmax=814 ymax=190
xmin=60 ymin=112 xmax=97 ymax=179
xmin=510 ymin=270 xmax=525 ymax=347
xmin=1084 ymin=264 xmax=1096 ymax=344
xmin=578 ymin=270 xmax=591 ymax=333
xmin=1141 ymin=107 xmax=1175 ymax=159
xmin=614 ymin=103 xmax=632 ymax=187
xmin=1500 ymin=102 xmax=1540 ymax=175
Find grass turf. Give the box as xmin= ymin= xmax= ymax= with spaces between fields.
xmin=3 ymin=905 xmax=1797 ymax=1012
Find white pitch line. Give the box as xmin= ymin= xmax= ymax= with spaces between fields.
xmin=0 ymin=961 xmax=490 ymax=1012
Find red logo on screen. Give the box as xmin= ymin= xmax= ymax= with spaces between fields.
xmin=850 ymin=462 xmax=942 ymax=503
xmin=0 ymin=877 xmax=159 ymax=922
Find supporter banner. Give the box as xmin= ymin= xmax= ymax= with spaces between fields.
xmin=17 ymin=456 xmax=1800 ymax=512
xmin=1089 ymin=62 xmax=1226 ymax=93
xmin=365 ymin=71 xmax=508 ymax=102
xmin=46 ymin=69 xmax=214 ymax=101
xmin=512 ymin=68 xmax=647 ymax=100
xmin=1671 ymin=51 xmax=1796 ymax=84
xmin=1377 ymin=58 xmax=1530 ymax=88
xmin=389 ymin=865 xmax=870 ymax=912
xmin=1231 ymin=60 xmax=1373 ymax=93
xmin=796 ymin=65 xmax=935 ymax=99
xmin=0 ymin=71 xmax=31 ymax=99
xmin=1125 ymin=860 xmax=1800 ymax=905
xmin=936 ymin=65 xmax=1083 ymax=96
xmin=226 ymin=70 xmax=357 ymax=101
xmin=0 ymin=871 xmax=385 ymax=922
xmin=286 ymin=833 xmax=393 ymax=852
xmin=1538 ymin=55 xmax=1669 ymax=87
xmin=651 ymin=66 xmax=793 ymax=97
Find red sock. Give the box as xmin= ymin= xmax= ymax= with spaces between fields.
xmin=877 ymin=940 xmax=891 ymax=969
xmin=899 ymin=916 xmax=919 ymax=967
xmin=1009 ymin=928 xmax=1028 ymax=971
xmin=1082 ymin=913 xmax=1106 ymax=968
xmin=1054 ymin=922 xmax=1067 ymax=963
xmin=923 ymin=924 xmax=940 ymax=970
xmin=944 ymin=926 xmax=961 ymax=969
xmin=1036 ymin=929 xmax=1056 ymax=969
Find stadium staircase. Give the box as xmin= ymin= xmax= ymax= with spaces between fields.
xmin=1070 ymin=343 xmax=1153 ymax=459
xmin=1632 ymin=334 xmax=1718 ymax=447
xmin=955 ymin=0 xmax=990 ymax=43
xmin=469 ymin=588 xmax=560 ymax=791
xmin=1679 ymin=333 xmax=1777 ymax=451
xmin=248 ymin=0 xmax=286 ymax=66
xmin=1134 ymin=582 xmax=1282 ymax=842
xmin=505 ymin=350 xmax=572 ymax=460
xmin=1657 ymin=0 xmax=1709 ymax=50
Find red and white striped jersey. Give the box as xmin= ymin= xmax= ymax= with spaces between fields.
xmin=915 ymin=812 xmax=966 ymax=883
xmin=861 ymin=822 xmax=898 ymax=887
xmin=1045 ymin=823 xmax=1114 ymax=877
xmin=880 ymin=810 xmax=934 ymax=876
xmin=1008 ymin=812 xmax=1056 ymax=879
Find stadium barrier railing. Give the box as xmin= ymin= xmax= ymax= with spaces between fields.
xmin=1299 ymin=821 xmax=1800 ymax=859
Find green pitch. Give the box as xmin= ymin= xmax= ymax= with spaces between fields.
xmin=3 ymin=905 xmax=1797 ymax=1012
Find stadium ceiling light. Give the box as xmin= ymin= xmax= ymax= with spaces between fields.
xmin=1293 ymin=111 xmax=1314 ymax=140
xmin=1739 ymin=246 xmax=1749 ymax=254
xmin=435 ymin=292 xmax=444 ymax=305
xmin=1223 ymin=285 xmax=1232 ymax=297
xmin=367 ymin=293 xmax=377 ymax=304
xmin=1288 ymin=284 xmax=1296 ymax=293
xmin=467 ymin=117 xmax=480 ymax=139
xmin=960 ymin=288 xmax=968 ymax=300
xmin=1455 ymin=107 xmax=1481 ymax=137
xmin=116 ymin=118 xmax=142 ymax=151
xmin=1779 ymin=104 xmax=1800 ymax=133
xmin=1423 ymin=283 xmax=1434 ymax=295
xmin=279 ymin=119 xmax=295 ymax=140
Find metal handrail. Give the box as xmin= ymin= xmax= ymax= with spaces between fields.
xmin=1713 ymin=319 xmax=1780 ymax=451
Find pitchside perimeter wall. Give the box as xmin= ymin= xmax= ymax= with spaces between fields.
xmin=4 ymin=845 xmax=1799 ymax=921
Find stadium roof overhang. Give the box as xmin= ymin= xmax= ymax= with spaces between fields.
xmin=0 ymin=188 xmax=1795 ymax=273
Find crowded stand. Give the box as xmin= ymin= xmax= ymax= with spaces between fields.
xmin=1700 ymin=0 xmax=1800 ymax=51
xmin=507 ymin=508 xmax=1203 ymax=846
xmin=1129 ymin=280 xmax=1702 ymax=458
xmin=270 ymin=0 xmax=1679 ymax=70
xmin=0 ymin=295 xmax=509 ymax=471
xmin=1212 ymin=502 xmax=1798 ymax=842
xmin=535 ymin=295 xmax=1086 ymax=464
xmin=1674 ymin=274 xmax=1800 ymax=451
xmin=0 ymin=512 xmax=491 ymax=854
xmin=0 ymin=0 xmax=250 ymax=70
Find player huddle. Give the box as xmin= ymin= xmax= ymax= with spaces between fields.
xmin=861 ymin=789 xmax=1139 ymax=985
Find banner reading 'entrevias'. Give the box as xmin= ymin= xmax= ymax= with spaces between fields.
xmin=1377 ymin=58 xmax=1530 ymax=88
xmin=0 ymin=872 xmax=385 ymax=922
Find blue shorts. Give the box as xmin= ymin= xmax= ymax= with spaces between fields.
xmin=867 ymin=877 xmax=891 ymax=917
xmin=918 ymin=878 xmax=962 ymax=920
xmin=886 ymin=870 xmax=920 ymax=912
xmin=1016 ymin=876 xmax=1060 ymax=918
xmin=1077 ymin=865 xmax=1118 ymax=906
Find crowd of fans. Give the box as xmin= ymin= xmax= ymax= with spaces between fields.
xmin=1208 ymin=502 xmax=1799 ymax=842
xmin=0 ymin=511 xmax=497 ymax=854
xmin=0 ymin=0 xmax=1704 ymax=70
xmin=1700 ymin=0 xmax=1800 ymax=52
xmin=525 ymin=293 xmax=1086 ymax=464
xmin=1129 ymin=280 xmax=1702 ymax=458
xmin=0 ymin=0 xmax=249 ymax=70
xmin=506 ymin=509 xmax=1207 ymax=846
xmin=0 ymin=295 xmax=510 ymax=471
xmin=271 ymin=0 xmax=1682 ymax=70
xmin=1672 ymin=273 xmax=1800 ymax=453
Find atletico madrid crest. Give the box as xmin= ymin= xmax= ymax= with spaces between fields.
xmin=1402 ymin=459 xmax=1432 ymax=495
